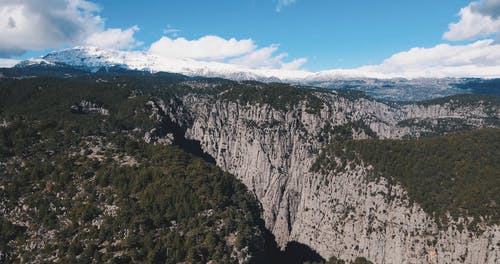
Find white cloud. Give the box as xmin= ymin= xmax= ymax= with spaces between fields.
xmin=1 ymin=0 xmax=495 ymax=78
xmin=282 ymin=58 xmax=308 ymax=70
xmin=149 ymin=35 xmax=256 ymax=60
xmin=0 ymin=0 xmax=101 ymax=56
xmin=444 ymin=0 xmax=500 ymax=41
xmin=0 ymin=58 xmax=20 ymax=68
xmin=163 ymin=25 xmax=181 ymax=38
xmin=149 ymin=35 xmax=307 ymax=70
xmin=163 ymin=29 xmax=181 ymax=37
xmin=356 ymin=39 xmax=500 ymax=78
xmin=86 ymin=26 xmax=142 ymax=50
xmin=341 ymin=0 xmax=500 ymax=78
xmin=230 ymin=45 xmax=307 ymax=70
xmin=276 ymin=0 xmax=296 ymax=12
xmin=471 ymin=0 xmax=500 ymax=19
xmin=0 ymin=0 xmax=140 ymax=57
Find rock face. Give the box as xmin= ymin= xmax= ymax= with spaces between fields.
xmin=161 ymin=90 xmax=499 ymax=263
xmin=70 ymin=100 xmax=110 ymax=116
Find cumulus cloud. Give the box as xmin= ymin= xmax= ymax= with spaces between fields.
xmin=276 ymin=0 xmax=296 ymax=12
xmin=349 ymin=0 xmax=500 ymax=78
xmin=0 ymin=58 xmax=20 ymax=68
xmin=149 ymin=35 xmax=256 ymax=60
xmin=472 ymin=0 xmax=500 ymax=19
xmin=0 ymin=0 xmax=140 ymax=57
xmin=149 ymin=35 xmax=307 ymax=70
xmin=86 ymin=26 xmax=142 ymax=50
xmin=357 ymin=40 xmax=500 ymax=78
xmin=444 ymin=0 xmax=500 ymax=41
xmin=0 ymin=0 xmax=101 ymax=56
xmin=230 ymin=45 xmax=307 ymax=70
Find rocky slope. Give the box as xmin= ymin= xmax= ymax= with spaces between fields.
xmin=155 ymin=84 xmax=499 ymax=263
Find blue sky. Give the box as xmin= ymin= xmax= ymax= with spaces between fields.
xmin=0 ymin=0 xmax=499 ymax=77
xmin=94 ymin=0 xmax=471 ymax=70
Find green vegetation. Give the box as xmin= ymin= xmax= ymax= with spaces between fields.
xmin=398 ymin=118 xmax=477 ymax=137
xmin=0 ymin=218 xmax=25 ymax=253
xmin=318 ymin=120 xmax=376 ymax=144
xmin=0 ymin=77 xmax=156 ymax=132
xmin=451 ymin=78 xmax=500 ymax=95
xmin=306 ymin=256 xmax=373 ymax=264
xmin=332 ymin=89 xmax=369 ymax=101
xmin=1 ymin=73 xmax=498 ymax=262
xmin=415 ymin=93 xmax=499 ymax=109
xmin=314 ymin=129 xmax=500 ymax=227
xmin=0 ymin=76 xmax=268 ymax=263
xmin=397 ymin=94 xmax=500 ymax=135
xmin=218 ymin=82 xmax=325 ymax=114
xmin=351 ymin=257 xmax=373 ymax=264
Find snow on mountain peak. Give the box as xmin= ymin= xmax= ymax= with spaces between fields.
xmin=31 ymin=46 xmax=311 ymax=81
xmin=15 ymin=46 xmax=500 ymax=85
xmin=18 ymin=46 xmax=454 ymax=81
xmin=11 ymin=46 xmax=499 ymax=101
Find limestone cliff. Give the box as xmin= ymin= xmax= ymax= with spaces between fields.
xmin=156 ymin=88 xmax=499 ymax=263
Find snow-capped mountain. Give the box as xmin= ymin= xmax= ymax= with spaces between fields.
xmin=15 ymin=46 xmax=408 ymax=81
xmin=27 ymin=46 xmax=310 ymax=82
xmin=10 ymin=46 xmax=499 ymax=101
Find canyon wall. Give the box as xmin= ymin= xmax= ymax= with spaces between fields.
xmin=161 ymin=91 xmax=499 ymax=263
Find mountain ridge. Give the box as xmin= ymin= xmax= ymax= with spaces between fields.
xmin=5 ymin=46 xmax=499 ymax=101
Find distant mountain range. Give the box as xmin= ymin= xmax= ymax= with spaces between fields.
xmin=2 ymin=46 xmax=499 ymax=101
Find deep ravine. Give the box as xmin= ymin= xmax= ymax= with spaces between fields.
xmin=154 ymin=89 xmax=499 ymax=264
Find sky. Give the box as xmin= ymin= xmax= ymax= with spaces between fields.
xmin=0 ymin=0 xmax=499 ymax=77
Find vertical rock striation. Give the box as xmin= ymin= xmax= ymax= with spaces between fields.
xmin=162 ymin=90 xmax=498 ymax=263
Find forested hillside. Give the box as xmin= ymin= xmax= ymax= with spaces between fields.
xmin=0 ymin=76 xmax=271 ymax=263
xmin=314 ymin=129 xmax=500 ymax=227
xmin=1 ymin=73 xmax=498 ymax=263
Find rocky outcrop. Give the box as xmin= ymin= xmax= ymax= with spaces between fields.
xmin=70 ymin=100 xmax=110 ymax=116
xmin=161 ymin=90 xmax=498 ymax=263
xmin=292 ymin=165 xmax=498 ymax=264
xmin=0 ymin=119 xmax=9 ymax=128
xmin=143 ymin=98 xmax=175 ymax=145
